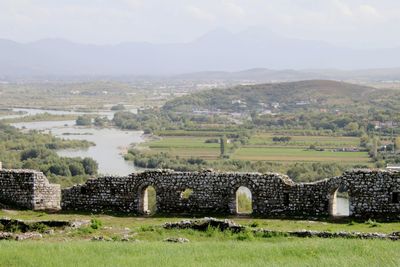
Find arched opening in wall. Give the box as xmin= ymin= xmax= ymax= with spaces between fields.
xmin=141 ymin=186 xmax=156 ymax=215
xmin=236 ymin=186 xmax=252 ymax=214
xmin=329 ymin=185 xmax=350 ymax=217
xmin=180 ymin=188 xmax=193 ymax=200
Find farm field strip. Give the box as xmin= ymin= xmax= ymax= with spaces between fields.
xmin=232 ymin=147 xmax=370 ymax=163
xmin=249 ymin=134 xmax=360 ymax=147
xmin=147 ymin=147 xmax=220 ymax=159
xmin=137 ymin=131 xmax=370 ymax=163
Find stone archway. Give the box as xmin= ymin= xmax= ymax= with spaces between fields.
xmin=139 ymin=185 xmax=157 ymax=215
xmin=235 ymin=186 xmax=253 ymax=214
xmin=329 ymin=185 xmax=350 ymax=217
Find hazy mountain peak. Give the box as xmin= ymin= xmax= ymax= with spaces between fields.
xmin=193 ymin=28 xmax=237 ymax=44
xmin=1 ymin=30 xmax=400 ymax=76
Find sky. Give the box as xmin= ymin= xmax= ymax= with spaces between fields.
xmin=1 ymin=0 xmax=400 ymax=49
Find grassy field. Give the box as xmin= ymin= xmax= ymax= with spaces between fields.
xmin=231 ymin=147 xmax=370 ymax=163
xmin=1 ymin=210 xmax=400 ymax=235
xmin=249 ymin=133 xmax=361 ymax=147
xmin=1 ymin=239 xmax=399 ymax=267
xmin=142 ymin=136 xmax=229 ymax=159
xmin=1 ymin=210 xmax=400 ymax=266
xmin=0 ymin=82 xmax=167 ymax=110
xmin=139 ymin=132 xmax=371 ymax=164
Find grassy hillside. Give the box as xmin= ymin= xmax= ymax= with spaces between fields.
xmin=163 ymin=80 xmax=378 ymax=112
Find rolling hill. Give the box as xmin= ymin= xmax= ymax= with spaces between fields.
xmin=162 ymin=80 xmax=379 ymax=113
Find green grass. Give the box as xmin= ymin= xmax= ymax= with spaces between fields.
xmin=1 ymin=210 xmax=400 ymax=234
xmin=157 ymin=130 xmax=238 ymax=137
xmin=148 ymin=137 xmax=221 ymax=149
xmin=141 ymin=136 xmax=231 ymax=159
xmin=138 ymin=132 xmax=370 ymax=164
xmin=1 ymin=210 xmax=400 ymax=266
xmin=0 ymin=239 xmax=399 ymax=267
xmin=249 ymin=133 xmax=361 ymax=148
xmin=232 ymin=147 xmax=371 ymax=163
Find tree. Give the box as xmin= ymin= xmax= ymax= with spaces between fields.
xmin=21 ymin=148 xmax=55 ymax=161
xmin=76 ymin=116 xmax=92 ymax=126
xmin=360 ymin=134 xmax=369 ymax=148
xmin=220 ymin=136 xmax=227 ymax=157
xmin=93 ymin=116 xmax=109 ymax=127
xmin=111 ymin=104 xmax=126 ymax=111
xmin=68 ymin=162 xmax=85 ymax=176
xmin=82 ymin=157 xmax=98 ymax=175
xmin=345 ymin=122 xmax=359 ymax=132
xmin=49 ymin=163 xmax=71 ymax=176
xmin=372 ymin=137 xmax=378 ymax=159
xmin=395 ymin=136 xmax=400 ymax=152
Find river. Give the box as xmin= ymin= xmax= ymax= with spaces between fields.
xmin=4 ymin=108 xmax=143 ymax=176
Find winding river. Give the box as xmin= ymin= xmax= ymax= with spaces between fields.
xmin=2 ymin=108 xmax=143 ymax=176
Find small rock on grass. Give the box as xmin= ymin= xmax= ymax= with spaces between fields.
xmin=163 ymin=237 xmax=190 ymax=243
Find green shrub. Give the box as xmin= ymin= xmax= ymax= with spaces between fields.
xmin=236 ymin=229 xmax=254 ymax=241
xmin=76 ymin=116 xmax=92 ymax=126
xmin=249 ymin=221 xmax=259 ymax=228
xmin=138 ymin=225 xmax=155 ymax=232
xmin=77 ymin=227 xmax=95 ymax=235
xmin=365 ymin=219 xmax=381 ymax=228
xmin=90 ymin=218 xmax=103 ymax=230
xmin=31 ymin=223 xmax=48 ymax=233
xmin=8 ymin=224 xmax=22 ymax=233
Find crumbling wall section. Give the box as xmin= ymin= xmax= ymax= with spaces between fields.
xmin=2 ymin=168 xmax=399 ymax=219
xmin=61 ymin=169 xmax=400 ymax=219
xmin=0 ymin=169 xmax=61 ymax=210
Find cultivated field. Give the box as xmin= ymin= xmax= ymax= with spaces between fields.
xmin=231 ymin=147 xmax=370 ymax=163
xmin=140 ymin=131 xmax=371 ymax=164
xmin=145 ymin=136 xmax=226 ymax=159
xmin=249 ymin=133 xmax=361 ymax=147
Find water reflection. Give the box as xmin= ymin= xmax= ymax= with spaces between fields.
xmin=0 ymin=107 xmax=137 ymax=120
xmin=12 ymin=118 xmax=143 ymax=176
xmin=335 ymin=197 xmax=350 ymax=216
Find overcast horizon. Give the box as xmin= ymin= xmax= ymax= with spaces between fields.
xmin=1 ymin=0 xmax=400 ymax=49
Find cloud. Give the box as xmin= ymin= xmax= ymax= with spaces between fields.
xmin=0 ymin=0 xmax=399 ymax=47
xmin=332 ymin=0 xmax=353 ymax=17
xmin=222 ymin=1 xmax=245 ymax=19
xmin=120 ymin=0 xmax=144 ymax=9
xmin=186 ymin=6 xmax=215 ymax=21
xmin=359 ymin=4 xmax=380 ymax=18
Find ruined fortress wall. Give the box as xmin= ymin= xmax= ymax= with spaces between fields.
xmin=0 ymin=169 xmax=61 ymax=210
xmin=341 ymin=170 xmax=400 ymax=219
xmin=61 ymin=169 xmax=400 ymax=220
xmin=1 ymin=168 xmax=399 ymax=219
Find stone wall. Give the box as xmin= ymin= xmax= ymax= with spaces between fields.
xmin=61 ymin=169 xmax=400 ymax=220
xmin=1 ymin=168 xmax=399 ymax=219
xmin=0 ymin=169 xmax=61 ymax=210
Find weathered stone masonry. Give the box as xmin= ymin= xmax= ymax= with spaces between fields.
xmin=0 ymin=169 xmax=60 ymax=210
xmin=1 ymin=168 xmax=399 ymax=220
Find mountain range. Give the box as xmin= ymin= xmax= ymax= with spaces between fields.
xmin=1 ymin=28 xmax=400 ymax=77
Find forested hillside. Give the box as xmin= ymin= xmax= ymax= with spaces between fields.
xmin=163 ymin=80 xmax=382 ymax=113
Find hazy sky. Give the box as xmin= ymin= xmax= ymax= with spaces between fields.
xmin=1 ymin=0 xmax=400 ymax=48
